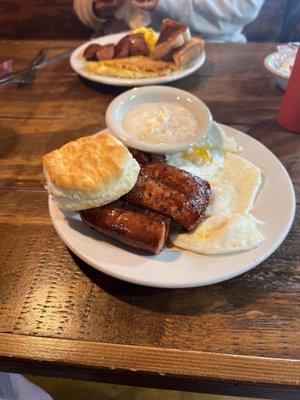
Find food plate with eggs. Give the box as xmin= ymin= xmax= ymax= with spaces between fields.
xmin=70 ymin=24 xmax=206 ymax=86
xmin=48 ymin=123 xmax=295 ymax=288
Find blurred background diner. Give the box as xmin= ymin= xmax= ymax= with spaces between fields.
xmin=74 ymin=0 xmax=265 ymax=42
xmin=0 ymin=0 xmax=299 ymax=43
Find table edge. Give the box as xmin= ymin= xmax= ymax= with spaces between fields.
xmin=0 ymin=333 xmax=298 ymax=388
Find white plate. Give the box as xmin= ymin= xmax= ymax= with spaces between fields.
xmin=70 ymin=32 xmax=206 ymax=86
xmin=49 ymin=126 xmax=295 ymax=288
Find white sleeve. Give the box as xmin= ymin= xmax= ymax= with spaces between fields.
xmin=156 ymin=0 xmax=265 ymax=41
xmin=74 ymin=0 xmax=105 ymax=31
xmin=0 ymin=373 xmax=53 ymax=400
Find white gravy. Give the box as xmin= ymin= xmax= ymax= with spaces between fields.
xmin=122 ymin=102 xmax=198 ymax=144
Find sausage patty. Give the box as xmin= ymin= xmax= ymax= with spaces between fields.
xmin=80 ymin=200 xmax=170 ymax=255
xmin=126 ymin=163 xmax=211 ymax=231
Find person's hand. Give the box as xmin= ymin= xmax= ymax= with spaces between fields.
xmin=132 ymin=0 xmax=159 ymax=11
xmin=93 ymin=0 xmax=125 ymax=18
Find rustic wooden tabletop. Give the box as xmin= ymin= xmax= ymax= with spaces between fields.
xmin=0 ymin=41 xmax=299 ymax=399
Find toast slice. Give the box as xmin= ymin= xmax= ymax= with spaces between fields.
xmin=151 ymin=19 xmax=190 ymax=60
xmin=172 ymin=37 xmax=205 ymax=67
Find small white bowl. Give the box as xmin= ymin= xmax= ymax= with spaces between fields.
xmin=264 ymin=51 xmax=295 ymax=90
xmin=105 ymin=86 xmax=212 ymax=154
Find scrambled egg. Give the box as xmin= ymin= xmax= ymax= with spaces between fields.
xmin=87 ymin=55 xmax=175 ymax=79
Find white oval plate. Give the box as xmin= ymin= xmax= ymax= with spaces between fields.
xmin=49 ymin=126 xmax=295 ymax=288
xmin=70 ymin=32 xmax=206 ymax=86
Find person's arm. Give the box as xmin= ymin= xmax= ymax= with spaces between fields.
xmin=132 ymin=0 xmax=158 ymax=10
xmin=73 ymin=0 xmax=124 ymax=31
xmin=135 ymin=0 xmax=265 ymax=42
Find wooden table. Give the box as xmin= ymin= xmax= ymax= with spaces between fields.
xmin=0 ymin=41 xmax=299 ymax=399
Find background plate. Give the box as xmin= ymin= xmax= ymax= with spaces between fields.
xmin=49 ymin=126 xmax=295 ymax=288
xmin=70 ymin=32 xmax=206 ymax=86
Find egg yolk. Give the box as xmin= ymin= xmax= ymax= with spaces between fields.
xmin=198 ymin=231 xmax=207 ymax=240
xmin=182 ymin=147 xmax=212 ymax=165
xmin=132 ymin=27 xmax=158 ymax=51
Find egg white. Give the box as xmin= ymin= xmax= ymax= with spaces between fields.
xmin=170 ymin=213 xmax=265 ymax=255
xmin=205 ymin=180 xmax=236 ymax=217
xmin=206 ymin=153 xmax=262 ymax=217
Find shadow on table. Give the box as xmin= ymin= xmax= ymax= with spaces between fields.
xmin=70 ymin=235 xmax=295 ymax=316
xmin=78 ymin=77 xmax=126 ymax=97
xmin=77 ymin=74 xmax=205 ymax=97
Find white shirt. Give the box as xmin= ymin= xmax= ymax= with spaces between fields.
xmin=0 ymin=373 xmax=52 ymax=400
xmin=74 ymin=0 xmax=264 ymax=42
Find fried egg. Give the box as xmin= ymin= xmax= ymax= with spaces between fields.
xmin=206 ymin=153 xmax=263 ymax=217
xmin=205 ymin=180 xmax=236 ymax=217
xmin=166 ymin=123 xmax=265 ymax=255
xmin=170 ymin=213 xmax=265 ymax=255
xmin=165 ymin=122 xmax=242 ymax=181
xmin=166 ymin=148 xmax=225 ymax=181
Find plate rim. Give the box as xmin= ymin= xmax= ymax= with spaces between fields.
xmin=264 ymin=51 xmax=292 ymax=79
xmin=70 ymin=32 xmax=206 ymax=86
xmin=49 ymin=126 xmax=296 ymax=288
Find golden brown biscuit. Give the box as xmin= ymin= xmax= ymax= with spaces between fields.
xmin=43 ymin=132 xmax=140 ymax=211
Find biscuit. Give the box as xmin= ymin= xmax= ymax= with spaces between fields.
xmin=43 ymin=132 xmax=140 ymax=211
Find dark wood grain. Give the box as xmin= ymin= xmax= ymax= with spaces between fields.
xmin=0 ymin=188 xmax=298 ymax=358
xmin=0 ymin=40 xmax=299 ymax=398
xmin=0 ymin=0 xmax=90 ymax=39
xmin=0 ymin=42 xmax=282 ymax=126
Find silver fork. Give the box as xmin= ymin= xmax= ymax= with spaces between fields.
xmin=0 ymin=47 xmax=73 ymax=87
xmin=17 ymin=69 xmax=36 ymax=89
xmin=16 ymin=48 xmax=48 ymax=89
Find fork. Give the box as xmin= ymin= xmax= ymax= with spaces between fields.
xmin=16 ymin=48 xmax=48 ymax=89
xmin=0 ymin=48 xmax=47 ymax=87
xmin=1 ymin=47 xmax=74 ymax=87
xmin=16 ymin=69 xmax=37 ymax=89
